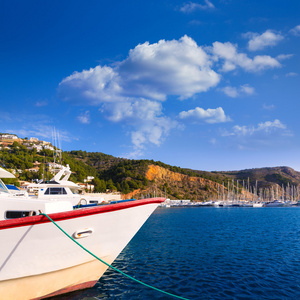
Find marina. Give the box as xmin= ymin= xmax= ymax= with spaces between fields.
xmin=160 ymin=178 xmax=300 ymax=207
xmin=160 ymin=198 xmax=300 ymax=207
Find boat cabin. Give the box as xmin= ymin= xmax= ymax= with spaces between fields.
xmin=0 ymin=165 xmax=98 ymax=221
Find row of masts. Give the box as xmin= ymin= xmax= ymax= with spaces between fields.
xmin=216 ymin=179 xmax=300 ymax=202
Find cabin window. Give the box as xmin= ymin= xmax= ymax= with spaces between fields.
xmin=70 ymin=188 xmax=79 ymax=194
xmin=89 ymin=200 xmax=98 ymax=204
xmin=44 ymin=187 xmax=67 ymax=195
xmin=5 ymin=211 xmax=37 ymax=219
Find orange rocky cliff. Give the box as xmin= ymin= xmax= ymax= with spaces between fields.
xmin=124 ymin=164 xmax=227 ymax=201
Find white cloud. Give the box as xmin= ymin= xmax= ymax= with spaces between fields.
xmin=7 ymin=125 xmax=74 ymax=143
xmin=59 ymin=36 xmax=220 ymax=103
xmin=224 ymin=119 xmax=287 ymax=137
xmin=251 ymin=55 xmax=282 ymax=70
xmin=257 ymin=119 xmax=286 ymax=132
xmin=129 ymin=114 xmax=178 ymax=150
xmin=188 ymin=20 xmax=203 ymax=26
xmin=103 ymin=98 xmax=178 ymax=150
xmin=77 ymin=111 xmax=90 ymax=124
xmin=1 ymin=114 xmax=76 ymax=145
xmin=117 ymin=35 xmax=220 ymax=100
xmin=290 ymin=25 xmax=300 ymax=36
xmin=276 ymin=54 xmax=293 ymax=60
xmin=211 ymin=41 xmax=281 ymax=72
xmin=285 ymin=72 xmax=298 ymax=77
xmin=179 ymin=107 xmax=231 ymax=123
xmin=221 ymin=86 xmax=238 ymax=98
xmin=104 ymin=98 xmax=162 ymax=122
xmin=244 ymin=30 xmax=284 ymax=51
xmin=35 ymin=100 xmax=48 ymax=107
xmin=58 ymin=35 xmax=288 ymax=154
xmin=221 ymin=84 xmax=255 ymax=98
xmin=263 ymin=104 xmax=275 ymax=110
xmin=59 ymin=66 xmax=122 ymax=105
xmin=240 ymin=84 xmax=255 ymax=95
xmin=180 ymin=0 xmax=215 ymax=13
xmin=58 ymin=36 xmax=221 ymax=154
xmin=210 ymin=138 xmax=217 ymax=145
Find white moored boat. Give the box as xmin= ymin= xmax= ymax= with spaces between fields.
xmin=24 ymin=164 xmax=99 ymax=207
xmin=253 ymin=202 xmax=264 ymax=207
xmin=0 ymin=166 xmax=164 ymax=300
xmin=264 ymin=200 xmax=285 ymax=207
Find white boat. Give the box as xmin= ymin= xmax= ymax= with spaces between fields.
xmin=253 ymin=202 xmax=264 ymax=207
xmin=213 ymin=201 xmax=233 ymax=207
xmin=213 ymin=201 xmax=224 ymax=207
xmin=160 ymin=198 xmax=171 ymax=207
xmin=241 ymin=202 xmax=253 ymax=207
xmin=264 ymin=200 xmax=285 ymax=207
xmin=10 ymin=164 xmax=115 ymax=206
xmin=200 ymin=200 xmax=214 ymax=206
xmin=26 ymin=164 xmax=92 ymax=206
xmin=0 ymin=166 xmax=164 ymax=299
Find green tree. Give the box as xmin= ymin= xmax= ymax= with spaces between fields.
xmin=121 ymin=181 xmax=130 ymax=194
xmin=92 ymin=178 xmax=107 ymax=193
xmin=106 ymin=179 xmax=117 ymax=191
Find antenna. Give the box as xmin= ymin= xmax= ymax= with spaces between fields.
xmin=51 ymin=127 xmax=62 ymax=174
xmin=43 ymin=154 xmax=45 ymax=182
xmin=58 ymin=131 xmax=62 ymax=162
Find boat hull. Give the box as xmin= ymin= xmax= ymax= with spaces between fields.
xmin=1 ymin=259 xmax=103 ymax=300
xmin=253 ymin=203 xmax=264 ymax=207
xmin=264 ymin=200 xmax=284 ymax=207
xmin=0 ymin=198 xmax=163 ymax=300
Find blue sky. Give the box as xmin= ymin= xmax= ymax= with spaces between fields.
xmin=1 ymin=0 xmax=300 ymax=171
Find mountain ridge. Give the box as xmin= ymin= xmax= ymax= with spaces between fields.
xmin=1 ymin=138 xmax=299 ymax=200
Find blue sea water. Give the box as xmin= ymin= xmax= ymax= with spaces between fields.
xmin=51 ymin=207 xmax=300 ymax=299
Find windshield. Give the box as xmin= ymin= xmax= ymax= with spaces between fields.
xmin=70 ymin=188 xmax=79 ymax=194
xmin=0 ymin=179 xmax=9 ymax=193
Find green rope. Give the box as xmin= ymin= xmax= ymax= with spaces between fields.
xmin=40 ymin=213 xmax=189 ymax=300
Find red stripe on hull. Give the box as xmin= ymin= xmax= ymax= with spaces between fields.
xmin=33 ymin=280 xmax=98 ymax=299
xmin=0 ymin=198 xmax=164 ymax=230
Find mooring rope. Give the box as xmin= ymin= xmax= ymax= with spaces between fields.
xmin=40 ymin=213 xmax=189 ymax=300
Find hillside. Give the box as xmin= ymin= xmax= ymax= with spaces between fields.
xmin=119 ymin=164 xmax=225 ymax=201
xmin=1 ymin=138 xmax=300 ymax=200
xmin=67 ymin=151 xmax=300 ymax=200
xmin=66 ymin=151 xmax=223 ymax=200
xmin=215 ymin=167 xmax=300 ymax=189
